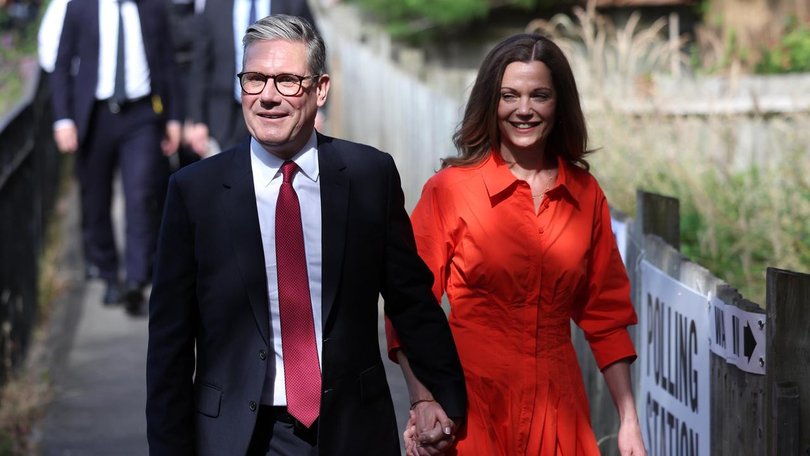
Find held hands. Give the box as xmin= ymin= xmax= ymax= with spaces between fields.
xmin=403 ymin=399 xmax=456 ymax=456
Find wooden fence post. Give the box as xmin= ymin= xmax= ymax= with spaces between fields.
xmin=710 ymin=285 xmax=766 ymax=454
xmin=766 ymin=267 xmax=810 ymax=455
xmin=772 ymin=382 xmax=800 ymax=455
xmin=635 ymin=189 xmax=680 ymax=250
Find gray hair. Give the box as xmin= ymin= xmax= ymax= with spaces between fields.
xmin=242 ymin=14 xmax=326 ymax=76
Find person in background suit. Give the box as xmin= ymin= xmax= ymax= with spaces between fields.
xmin=165 ymin=0 xmax=203 ymax=169
xmin=146 ymin=14 xmax=466 ymax=455
xmin=184 ymin=0 xmax=318 ymax=158
xmin=50 ymin=0 xmax=181 ymax=314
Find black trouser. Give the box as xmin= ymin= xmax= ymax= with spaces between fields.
xmin=76 ymin=97 xmax=169 ymax=284
xmin=247 ymin=406 xmax=318 ymax=456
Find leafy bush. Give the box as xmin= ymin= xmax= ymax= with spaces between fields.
xmin=755 ymin=17 xmax=810 ymax=74
xmin=590 ymin=112 xmax=810 ymax=305
xmin=525 ymin=1 xmax=810 ymax=304
xmin=347 ymin=0 xmax=541 ymax=40
xmin=0 ymin=5 xmax=39 ymax=117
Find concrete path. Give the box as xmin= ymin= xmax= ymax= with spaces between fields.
xmin=34 ymin=183 xmax=410 ymax=455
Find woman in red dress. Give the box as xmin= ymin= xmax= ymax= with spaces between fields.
xmin=387 ymin=34 xmax=647 ymax=455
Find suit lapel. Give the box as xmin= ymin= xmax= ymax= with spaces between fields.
xmin=318 ymin=135 xmax=349 ymax=327
xmin=222 ymin=142 xmax=271 ymax=344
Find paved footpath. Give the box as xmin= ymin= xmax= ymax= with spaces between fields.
xmin=34 ymin=184 xmax=410 ymax=455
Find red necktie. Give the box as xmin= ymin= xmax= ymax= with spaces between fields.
xmin=276 ymin=160 xmax=321 ymax=427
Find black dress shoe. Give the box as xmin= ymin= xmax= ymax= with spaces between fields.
xmin=102 ymin=281 xmax=123 ymax=305
xmin=123 ymin=282 xmax=146 ymax=316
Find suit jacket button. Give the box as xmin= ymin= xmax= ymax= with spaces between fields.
xmin=249 ymin=401 xmax=257 ymax=412
xmin=258 ymin=350 xmax=267 ymax=360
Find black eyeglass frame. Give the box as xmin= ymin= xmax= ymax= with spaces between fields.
xmin=236 ymin=72 xmax=321 ymax=96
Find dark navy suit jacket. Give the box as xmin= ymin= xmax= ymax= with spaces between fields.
xmin=145 ymin=134 xmax=467 ymax=455
xmin=50 ymin=0 xmax=181 ymax=144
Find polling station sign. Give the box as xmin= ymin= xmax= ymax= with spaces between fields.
xmin=639 ymin=261 xmax=710 ymax=456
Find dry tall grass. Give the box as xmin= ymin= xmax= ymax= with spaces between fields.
xmin=527 ymin=1 xmax=687 ymax=100
xmin=529 ymin=1 xmax=810 ymax=304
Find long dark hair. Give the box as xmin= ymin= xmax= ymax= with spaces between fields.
xmin=446 ymin=34 xmax=590 ymax=170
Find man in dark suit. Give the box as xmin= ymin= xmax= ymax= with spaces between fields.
xmin=50 ymin=0 xmax=181 ymax=313
xmin=146 ymin=14 xmax=466 ymax=455
xmin=184 ymin=0 xmax=317 ymax=158
xmin=163 ymin=0 xmax=204 ymax=169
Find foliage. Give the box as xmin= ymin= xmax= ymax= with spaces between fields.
xmin=527 ymin=1 xmax=686 ymax=98
xmin=347 ymin=0 xmax=541 ymax=40
xmin=0 ymin=8 xmax=54 ymax=455
xmin=590 ymin=112 xmax=810 ymax=305
xmin=0 ymin=5 xmax=39 ymax=117
xmin=755 ymin=17 xmax=810 ymax=74
xmin=524 ymin=1 xmax=810 ymax=303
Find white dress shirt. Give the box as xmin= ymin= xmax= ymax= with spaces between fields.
xmin=37 ymin=0 xmax=71 ymax=72
xmin=96 ymin=0 xmax=151 ymax=101
xmin=251 ymin=131 xmax=323 ymax=406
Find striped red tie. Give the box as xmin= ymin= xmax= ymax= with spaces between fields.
xmin=276 ymin=160 xmax=321 ymax=427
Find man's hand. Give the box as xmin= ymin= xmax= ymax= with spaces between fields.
xmin=54 ymin=124 xmax=78 ymax=153
xmin=403 ymin=402 xmax=456 ymax=456
xmin=184 ymin=122 xmax=209 ymax=157
xmin=162 ymin=121 xmax=182 ymax=156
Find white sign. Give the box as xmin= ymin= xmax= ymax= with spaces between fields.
xmin=709 ymin=295 xmax=766 ymax=375
xmin=639 ymin=261 xmax=710 ymax=456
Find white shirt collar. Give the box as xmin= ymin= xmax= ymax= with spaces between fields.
xmin=250 ymin=131 xmax=320 ymax=187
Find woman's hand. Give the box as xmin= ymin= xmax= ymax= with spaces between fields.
xmin=603 ymin=360 xmax=647 ymax=456
xmin=403 ymin=407 xmax=456 ymax=456
xmin=617 ymin=417 xmax=646 ymax=456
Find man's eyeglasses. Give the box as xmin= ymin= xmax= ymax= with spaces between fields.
xmin=236 ymin=72 xmax=320 ymax=96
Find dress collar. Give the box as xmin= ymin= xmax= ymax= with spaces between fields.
xmin=479 ymin=149 xmax=576 ymax=202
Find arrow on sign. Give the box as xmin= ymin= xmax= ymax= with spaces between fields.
xmin=744 ymin=321 xmax=757 ymax=362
